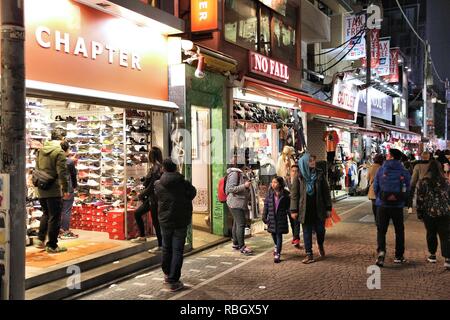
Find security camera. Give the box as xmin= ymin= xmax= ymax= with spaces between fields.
xmin=195 ymin=55 xmax=205 ymax=79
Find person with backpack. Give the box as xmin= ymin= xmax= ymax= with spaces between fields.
xmin=154 ymin=158 xmax=197 ymax=292
xmin=33 ymin=128 xmax=70 ymax=253
xmin=225 ymin=163 xmax=253 ymax=255
xmin=373 ymin=148 xmax=411 ymax=267
xmin=262 ymin=176 xmax=290 ymax=263
xmin=416 ymin=160 xmax=450 ymax=270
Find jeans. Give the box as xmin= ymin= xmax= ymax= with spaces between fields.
xmin=60 ymin=194 xmax=75 ymax=231
xmin=271 ymin=233 xmax=283 ymax=254
xmin=289 ymin=215 xmax=300 ymax=240
xmin=134 ymin=199 xmax=162 ymax=246
xmin=38 ymin=197 xmax=62 ymax=249
xmin=302 ymin=220 xmax=326 ymax=255
xmin=377 ymin=206 xmax=405 ymax=257
xmin=423 ymin=215 xmax=450 ymax=258
xmin=161 ymin=226 xmax=188 ymax=283
xmin=230 ymin=208 xmax=246 ymax=249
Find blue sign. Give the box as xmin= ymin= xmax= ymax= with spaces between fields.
xmin=357 ymin=88 xmax=393 ymax=122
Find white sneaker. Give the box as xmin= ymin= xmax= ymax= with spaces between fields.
xmin=130 ymin=237 xmax=146 ymax=243
xmin=102 ymin=189 xmax=113 ymax=195
xmin=87 ymin=179 xmax=100 ymax=187
xmin=89 ymin=173 xmax=101 ymax=179
xmin=148 ymin=246 xmax=162 ymax=253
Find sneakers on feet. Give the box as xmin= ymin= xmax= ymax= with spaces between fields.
xmin=33 ymin=239 xmax=45 ymax=249
xmin=231 ymin=244 xmax=240 ymax=251
xmin=376 ymin=252 xmax=385 ymax=267
xmin=130 ymin=237 xmax=146 ymax=243
xmin=394 ymin=256 xmax=406 ymax=264
xmin=319 ymin=245 xmax=325 ymax=258
xmin=169 ymin=281 xmax=184 ymax=292
xmin=60 ymin=231 xmax=79 ymax=240
xmin=427 ymin=254 xmax=437 ymax=263
xmin=148 ymin=246 xmax=162 ymax=253
xmin=46 ymin=246 xmax=67 ymax=254
xmin=445 ymin=259 xmax=450 ymax=270
xmin=302 ymin=254 xmax=315 ymax=264
xmin=240 ymin=246 xmax=253 ymax=256
xmin=274 ymin=253 xmax=281 ymax=263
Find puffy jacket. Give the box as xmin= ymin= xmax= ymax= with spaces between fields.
xmin=367 ymin=163 xmax=381 ymax=200
xmin=225 ymin=168 xmax=250 ymax=210
xmin=263 ymin=189 xmax=290 ymax=234
xmin=139 ymin=163 xmax=162 ymax=203
xmin=154 ymin=172 xmax=197 ymax=229
xmin=35 ymin=140 xmax=68 ymax=198
xmin=290 ymin=168 xmax=332 ymax=223
xmin=374 ymin=160 xmax=411 ymax=208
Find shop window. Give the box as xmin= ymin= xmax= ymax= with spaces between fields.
xmin=259 ymin=6 xmax=271 ymax=56
xmin=271 ymin=4 xmax=297 ymax=66
xmin=224 ymin=0 xmax=258 ymax=51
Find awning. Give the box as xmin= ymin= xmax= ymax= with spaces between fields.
xmin=373 ymin=123 xmax=422 ymax=143
xmin=315 ymin=117 xmax=382 ymax=137
xmin=242 ymin=77 xmax=355 ymax=121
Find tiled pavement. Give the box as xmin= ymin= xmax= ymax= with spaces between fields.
xmin=78 ymin=197 xmax=450 ymax=300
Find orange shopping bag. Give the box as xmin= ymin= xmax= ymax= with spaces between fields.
xmin=331 ymin=208 xmax=341 ymax=223
xmin=325 ymin=217 xmax=333 ymax=229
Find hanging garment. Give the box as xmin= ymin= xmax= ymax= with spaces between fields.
xmin=247 ymin=171 xmax=260 ymax=220
xmin=323 ymin=130 xmax=340 ymax=152
xmin=295 ymin=115 xmax=307 ymax=151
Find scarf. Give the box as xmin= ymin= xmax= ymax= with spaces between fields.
xmin=299 ymin=153 xmax=317 ymax=196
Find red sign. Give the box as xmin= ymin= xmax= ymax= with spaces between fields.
xmin=383 ymin=48 xmax=400 ymax=83
xmin=191 ymin=0 xmax=218 ymax=32
xmin=249 ymin=52 xmax=289 ymax=83
xmin=360 ymin=29 xmax=380 ymax=68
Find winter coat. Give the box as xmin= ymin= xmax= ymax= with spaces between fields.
xmin=35 ymin=140 xmax=68 ymax=199
xmin=374 ymin=160 xmax=411 ymax=208
xmin=225 ymin=168 xmax=250 ymax=210
xmin=154 ymin=172 xmax=197 ymax=229
xmin=367 ymin=163 xmax=381 ymax=200
xmin=410 ymin=160 xmax=430 ymax=189
xmin=290 ymin=168 xmax=332 ymax=224
xmin=263 ymin=189 xmax=290 ymax=234
xmin=416 ymin=175 xmax=450 ymax=218
xmin=139 ymin=163 xmax=162 ymax=203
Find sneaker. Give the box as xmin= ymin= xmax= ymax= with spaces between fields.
xmin=130 ymin=237 xmax=146 ymax=243
xmin=274 ymin=253 xmax=281 ymax=263
xmin=445 ymin=259 xmax=450 ymax=270
xmin=376 ymin=252 xmax=385 ymax=267
xmin=240 ymin=246 xmax=253 ymax=256
xmin=319 ymin=245 xmax=325 ymax=257
xmin=302 ymin=254 xmax=315 ymax=264
xmin=394 ymin=256 xmax=406 ymax=264
xmin=169 ymin=281 xmax=184 ymax=292
xmin=164 ymin=274 xmax=169 ymax=284
xmin=60 ymin=231 xmax=79 ymax=240
xmin=148 ymin=246 xmax=162 ymax=253
xmin=292 ymin=239 xmax=299 ymax=245
xmin=33 ymin=239 xmax=45 ymax=249
xmin=46 ymin=246 xmax=68 ymax=254
xmin=427 ymin=254 xmax=437 ymax=263
xmin=232 ymin=244 xmax=240 ymax=251
xmin=407 ymin=207 xmax=413 ymax=214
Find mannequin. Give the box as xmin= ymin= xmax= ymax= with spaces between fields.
xmin=276 ymin=146 xmax=295 ymax=180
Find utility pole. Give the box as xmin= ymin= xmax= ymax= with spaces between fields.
xmin=0 ymin=0 xmax=26 ymax=300
xmin=365 ymin=28 xmax=372 ymax=130
xmin=423 ymin=41 xmax=429 ymax=139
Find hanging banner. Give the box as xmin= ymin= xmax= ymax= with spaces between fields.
xmin=383 ymin=48 xmax=400 ymax=83
xmin=344 ymin=14 xmax=366 ymax=60
xmin=332 ymin=78 xmax=359 ymax=114
xmin=376 ymin=39 xmax=390 ymax=76
xmin=360 ymin=29 xmax=380 ymax=68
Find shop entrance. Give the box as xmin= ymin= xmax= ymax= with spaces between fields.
xmin=191 ymin=106 xmax=216 ymax=246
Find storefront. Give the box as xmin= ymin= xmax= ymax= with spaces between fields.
xmin=373 ymin=123 xmax=422 ymax=158
xmin=7 ymin=0 xmax=184 ymax=297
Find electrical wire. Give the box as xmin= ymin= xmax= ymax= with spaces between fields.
xmin=313 ymin=28 xmax=365 ymax=56
xmin=319 ymin=37 xmax=361 ymax=75
xmin=430 ymin=58 xmax=445 ymax=84
xmin=316 ymin=29 xmax=366 ymax=67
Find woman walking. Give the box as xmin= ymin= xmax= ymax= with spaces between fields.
xmin=368 ymin=154 xmax=384 ymax=224
xmin=416 ymin=160 xmax=450 ymax=270
xmin=263 ymin=177 xmax=290 ymax=263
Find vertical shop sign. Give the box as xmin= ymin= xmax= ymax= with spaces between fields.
xmin=383 ymin=48 xmax=400 ymax=83
xmin=191 ymin=0 xmax=218 ymax=32
xmin=344 ymin=14 xmax=366 ymax=60
xmin=360 ymin=29 xmax=380 ymax=68
xmin=376 ymin=39 xmax=390 ymax=76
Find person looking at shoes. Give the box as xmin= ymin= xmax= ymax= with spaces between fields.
xmin=290 ymin=154 xmax=332 ymax=264
xmin=416 ymin=160 xmax=450 ymax=270
xmin=130 ymin=147 xmax=163 ymax=253
xmin=263 ymin=176 xmax=290 ymax=263
xmin=59 ymin=141 xmax=78 ymax=240
xmin=225 ymin=161 xmax=254 ymax=256
xmin=33 ymin=128 xmax=70 ymax=254
xmin=154 ymin=158 xmax=197 ymax=292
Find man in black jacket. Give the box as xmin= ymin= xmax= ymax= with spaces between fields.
xmin=154 ymin=158 xmax=197 ymax=292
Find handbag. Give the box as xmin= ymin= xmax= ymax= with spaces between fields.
xmin=32 ymin=169 xmax=56 ymax=190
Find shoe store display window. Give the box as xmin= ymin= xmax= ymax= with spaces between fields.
xmin=25 ymin=98 xmax=166 ymax=274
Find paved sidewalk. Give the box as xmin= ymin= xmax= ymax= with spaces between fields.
xmin=79 ymin=197 xmax=450 ymax=300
